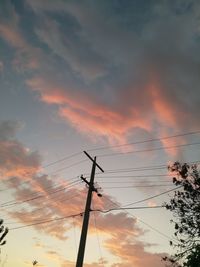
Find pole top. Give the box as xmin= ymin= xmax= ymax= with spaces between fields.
xmin=83 ymin=151 xmax=104 ymax=173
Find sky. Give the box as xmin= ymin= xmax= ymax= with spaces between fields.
xmin=0 ymin=0 xmax=200 ymax=266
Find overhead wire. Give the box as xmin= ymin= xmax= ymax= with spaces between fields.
xmin=4 ymin=182 xmax=180 ymax=222
xmin=33 ymin=129 xmax=200 ymax=169
xmin=2 ymin=130 xmax=200 ymax=241
xmin=2 ymin=130 xmax=199 ymax=191
xmin=3 ymin=187 xmax=87 ymax=223
xmin=97 ymin=141 xmax=200 ymax=158
xmin=43 ymin=151 xmax=83 ymax=168
xmin=1 ymin=179 xmax=81 ymax=208
xmin=0 ymin=158 xmax=86 ymax=193
xmin=96 ymin=180 xmax=172 ymax=184
xmin=1 ymin=175 xmax=79 ymax=196
xmin=4 ymin=192 xmax=87 ymax=227
xmin=9 ymin=211 xmax=84 ymax=230
xmin=102 ymin=195 xmax=175 ymax=242
xmin=8 ymin=205 xmax=166 ymax=231
xmin=49 ymin=159 xmax=88 ymax=175
xmin=121 ymin=185 xmax=183 ymax=207
xmin=92 ymin=205 xmax=164 ymax=213
xmin=92 ymin=211 xmax=105 ymax=267
xmin=103 ymin=184 xmax=176 ymax=189
xmin=2 ymin=190 xmax=82 ymax=216
xmin=92 ymin=159 xmax=200 ymax=176
xmin=95 ymin=174 xmax=170 ymax=178
xmin=87 ymin=130 xmax=200 ymax=152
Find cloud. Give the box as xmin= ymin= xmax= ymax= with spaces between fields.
xmin=107 ymin=240 xmax=166 ymax=267
xmin=0 ymin=1 xmax=24 ymax=49
xmin=0 ymin=120 xmax=169 ymax=266
xmin=0 ymin=1 xmax=41 ymax=71
xmin=0 ymin=61 xmax=4 ymax=71
xmin=34 ymin=16 xmax=107 ymax=80
xmin=26 ymin=76 xmax=152 ymax=145
xmin=1 ymin=1 xmax=199 ymax=153
xmin=0 ymin=122 xmax=117 ymax=240
xmin=20 ymin=0 xmax=200 ymax=154
xmin=1 ymin=1 xmax=198 ymax=265
xmin=0 ymin=120 xmax=41 ymax=178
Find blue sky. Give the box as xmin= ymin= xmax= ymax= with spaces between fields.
xmin=0 ymin=1 xmax=200 ymax=266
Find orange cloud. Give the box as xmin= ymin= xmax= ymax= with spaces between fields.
xmin=105 ymin=239 xmax=166 ymax=267
xmin=27 ymin=77 xmax=152 ymax=145
xmin=0 ymin=139 xmax=41 ymax=179
xmin=149 ymin=82 xmax=177 ymax=128
xmin=27 ymin=75 xmax=192 ymax=158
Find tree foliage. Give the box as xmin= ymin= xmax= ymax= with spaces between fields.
xmin=183 ymin=245 xmax=200 ymax=267
xmin=164 ymin=162 xmax=200 ymax=267
xmin=0 ymin=219 xmax=8 ymax=246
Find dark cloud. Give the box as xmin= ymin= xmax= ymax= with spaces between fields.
xmin=17 ymin=0 xmax=200 ymax=150
xmin=0 ymin=120 xmax=21 ymax=140
xmin=1 ymin=1 xmax=199 ymax=139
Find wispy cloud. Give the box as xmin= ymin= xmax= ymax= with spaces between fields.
xmin=1 ymin=1 xmax=200 ymax=153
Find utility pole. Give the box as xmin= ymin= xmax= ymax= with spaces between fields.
xmin=76 ymin=151 xmax=104 ymax=267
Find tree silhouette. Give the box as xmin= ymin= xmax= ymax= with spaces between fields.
xmin=163 ymin=162 xmax=200 ymax=266
xmin=32 ymin=260 xmax=38 ymax=266
xmin=183 ymin=245 xmax=200 ymax=267
xmin=0 ymin=220 xmax=8 ymax=246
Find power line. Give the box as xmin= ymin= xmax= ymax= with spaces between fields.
xmin=25 ymin=130 xmax=200 ymax=171
xmin=103 ymin=184 xmax=175 ymax=189
xmin=0 ymin=162 xmax=84 ymax=193
xmin=102 ymin=195 xmax=174 ymax=242
xmin=0 ymin=175 xmax=79 ymax=196
xmin=92 ymin=212 xmax=105 ymax=267
xmin=1 ymin=178 xmax=79 ymax=206
xmin=87 ymin=130 xmax=200 ymax=152
xmin=95 ymin=174 xmax=170 ymax=179
xmin=38 ymin=130 xmax=200 ymax=169
xmin=49 ymin=159 xmax=88 ymax=175
xmin=1 ymin=180 xmax=81 ymax=208
xmin=2 ymin=191 xmax=82 ymax=216
xmin=7 ymin=205 xmax=164 ymax=231
xmin=9 ymin=211 xmax=84 ymax=230
xmin=43 ymin=152 xmax=83 ymax=168
xmin=84 ymin=164 xmax=168 ymax=176
xmin=97 ymin=142 xmax=200 ymax=158
xmin=93 ymin=160 xmax=200 ymax=175
xmin=122 ymin=186 xmax=183 ymax=207
xmin=97 ymin=180 xmax=172 ymax=184
xmin=92 ymin=205 xmax=164 ymax=213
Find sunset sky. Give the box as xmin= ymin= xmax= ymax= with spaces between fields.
xmin=0 ymin=1 xmax=200 ymax=266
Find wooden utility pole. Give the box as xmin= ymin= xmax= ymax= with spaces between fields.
xmin=76 ymin=151 xmax=104 ymax=267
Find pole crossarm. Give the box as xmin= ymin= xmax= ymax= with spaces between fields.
xmin=80 ymin=175 xmax=102 ymax=196
xmin=83 ymin=151 xmax=104 ymax=173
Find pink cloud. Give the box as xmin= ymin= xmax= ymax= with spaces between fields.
xmin=105 ymin=237 xmax=166 ymax=267
xmin=0 ymin=121 xmax=41 ymax=179
xmin=0 ymin=24 xmax=26 ymax=48
xmin=27 ymin=77 xmax=152 ymax=145
xmin=27 ymin=74 xmax=194 ymax=159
